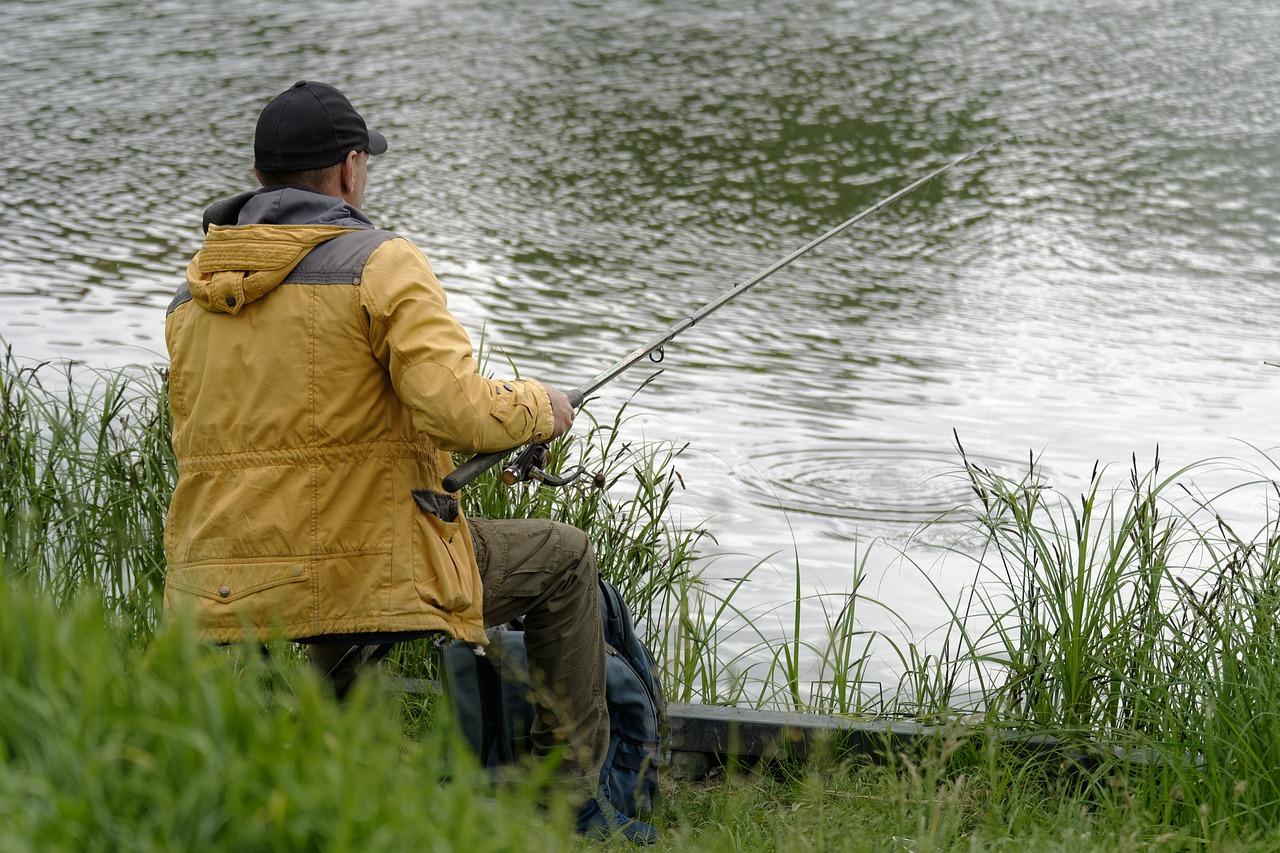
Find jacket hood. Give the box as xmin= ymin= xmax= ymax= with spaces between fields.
xmin=236 ymin=186 xmax=374 ymax=229
xmin=186 ymin=188 xmax=373 ymax=315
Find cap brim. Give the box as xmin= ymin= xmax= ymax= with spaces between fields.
xmin=367 ymin=129 xmax=388 ymax=156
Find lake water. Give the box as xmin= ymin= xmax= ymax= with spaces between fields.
xmin=3 ymin=0 xmax=1278 ymax=670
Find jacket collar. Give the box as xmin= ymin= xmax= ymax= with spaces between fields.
xmin=236 ymin=186 xmax=374 ymax=230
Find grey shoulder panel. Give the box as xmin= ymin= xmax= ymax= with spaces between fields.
xmin=165 ymin=230 xmax=397 ymax=316
xmin=167 ymin=282 xmax=192 ymax=316
xmin=284 ymin=230 xmax=398 ymax=285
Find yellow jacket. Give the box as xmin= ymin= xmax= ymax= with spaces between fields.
xmin=163 ymin=187 xmax=553 ymax=644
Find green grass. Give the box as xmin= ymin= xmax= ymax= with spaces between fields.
xmin=929 ymin=444 xmax=1280 ymax=838
xmin=656 ymin=740 xmax=1270 ymax=852
xmin=0 ymin=576 xmax=582 ymax=851
xmin=0 ymin=345 xmax=173 ymax=639
xmin=14 ymin=571 xmax=1277 ymax=852
xmin=10 ymin=345 xmax=1280 ymax=848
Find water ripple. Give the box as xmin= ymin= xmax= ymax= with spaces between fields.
xmin=737 ymin=442 xmax=1037 ymax=525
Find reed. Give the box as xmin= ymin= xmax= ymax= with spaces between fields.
xmin=0 ymin=345 xmax=174 ymax=639
xmin=0 ymin=345 xmax=707 ymax=676
xmin=889 ymin=442 xmax=1280 ymax=836
xmin=12 ymin=346 xmax=1280 ymax=841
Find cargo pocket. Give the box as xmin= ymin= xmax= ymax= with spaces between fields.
xmin=411 ymin=489 xmax=473 ymax=612
xmin=490 ymin=382 xmax=538 ymax=442
xmin=165 ymin=563 xmax=310 ymax=635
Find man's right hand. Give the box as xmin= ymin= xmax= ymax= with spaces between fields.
xmin=543 ymin=384 xmax=576 ymax=438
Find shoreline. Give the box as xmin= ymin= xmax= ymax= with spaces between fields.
xmin=7 ymin=345 xmax=1280 ymax=847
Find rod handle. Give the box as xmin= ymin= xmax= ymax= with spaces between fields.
xmin=442 ymin=449 xmax=510 ymax=492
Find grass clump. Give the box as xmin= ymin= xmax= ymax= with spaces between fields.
xmin=656 ymin=746 xmax=1218 ymax=852
xmin=0 ymin=345 xmax=174 ymax=639
xmin=0 ymin=576 xmax=576 ymax=851
xmin=876 ymin=443 xmax=1280 ymax=840
xmin=456 ymin=397 xmax=704 ymax=637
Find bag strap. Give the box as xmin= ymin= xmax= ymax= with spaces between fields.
xmin=475 ymin=653 xmax=505 ymax=767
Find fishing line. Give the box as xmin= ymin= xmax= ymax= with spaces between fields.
xmin=445 ymin=139 xmax=1009 ymax=492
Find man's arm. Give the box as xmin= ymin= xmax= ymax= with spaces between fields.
xmin=359 ymin=238 xmax=558 ymax=455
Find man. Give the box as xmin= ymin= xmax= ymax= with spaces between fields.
xmin=163 ymin=80 xmax=653 ymax=842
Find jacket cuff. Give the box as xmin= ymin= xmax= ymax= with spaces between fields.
xmin=526 ymin=380 xmax=555 ymax=442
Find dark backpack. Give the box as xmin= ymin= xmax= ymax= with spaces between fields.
xmin=443 ymin=579 xmax=666 ymax=817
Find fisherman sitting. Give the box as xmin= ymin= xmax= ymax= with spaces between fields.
xmin=161 ymin=80 xmax=654 ymax=844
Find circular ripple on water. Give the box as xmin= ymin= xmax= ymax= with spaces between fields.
xmin=737 ymin=442 xmax=1032 ymax=525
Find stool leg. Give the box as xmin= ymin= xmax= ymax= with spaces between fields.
xmin=308 ymin=643 xmax=400 ymax=700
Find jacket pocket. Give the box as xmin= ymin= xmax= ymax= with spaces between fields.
xmin=490 ymin=381 xmax=544 ymax=442
xmin=164 ymin=562 xmax=311 ymax=638
xmin=167 ymin=562 xmax=307 ymax=602
xmin=411 ymin=491 xmax=473 ymax=612
xmin=411 ymin=488 xmax=459 ymax=523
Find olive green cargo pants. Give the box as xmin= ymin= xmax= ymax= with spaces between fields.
xmin=308 ymin=517 xmax=609 ymax=789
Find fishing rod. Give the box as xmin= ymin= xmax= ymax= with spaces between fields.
xmin=443 ymin=140 xmax=1002 ymax=493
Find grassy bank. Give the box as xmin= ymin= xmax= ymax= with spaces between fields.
xmin=7 ymin=346 xmax=1280 ymax=848
xmin=9 ymin=573 xmax=1265 ymax=852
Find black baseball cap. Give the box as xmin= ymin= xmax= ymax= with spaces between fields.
xmin=254 ymin=81 xmax=388 ymax=172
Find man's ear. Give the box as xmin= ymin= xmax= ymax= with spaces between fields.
xmin=340 ymin=150 xmax=361 ymax=194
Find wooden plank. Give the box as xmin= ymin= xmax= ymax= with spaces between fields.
xmin=666 ymin=702 xmax=934 ymax=758
xmin=391 ymin=679 xmax=1159 ymax=776
xmin=664 ymin=702 xmax=1162 ymax=774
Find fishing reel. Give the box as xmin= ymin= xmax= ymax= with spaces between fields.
xmin=501 ymin=443 xmax=606 ymax=490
